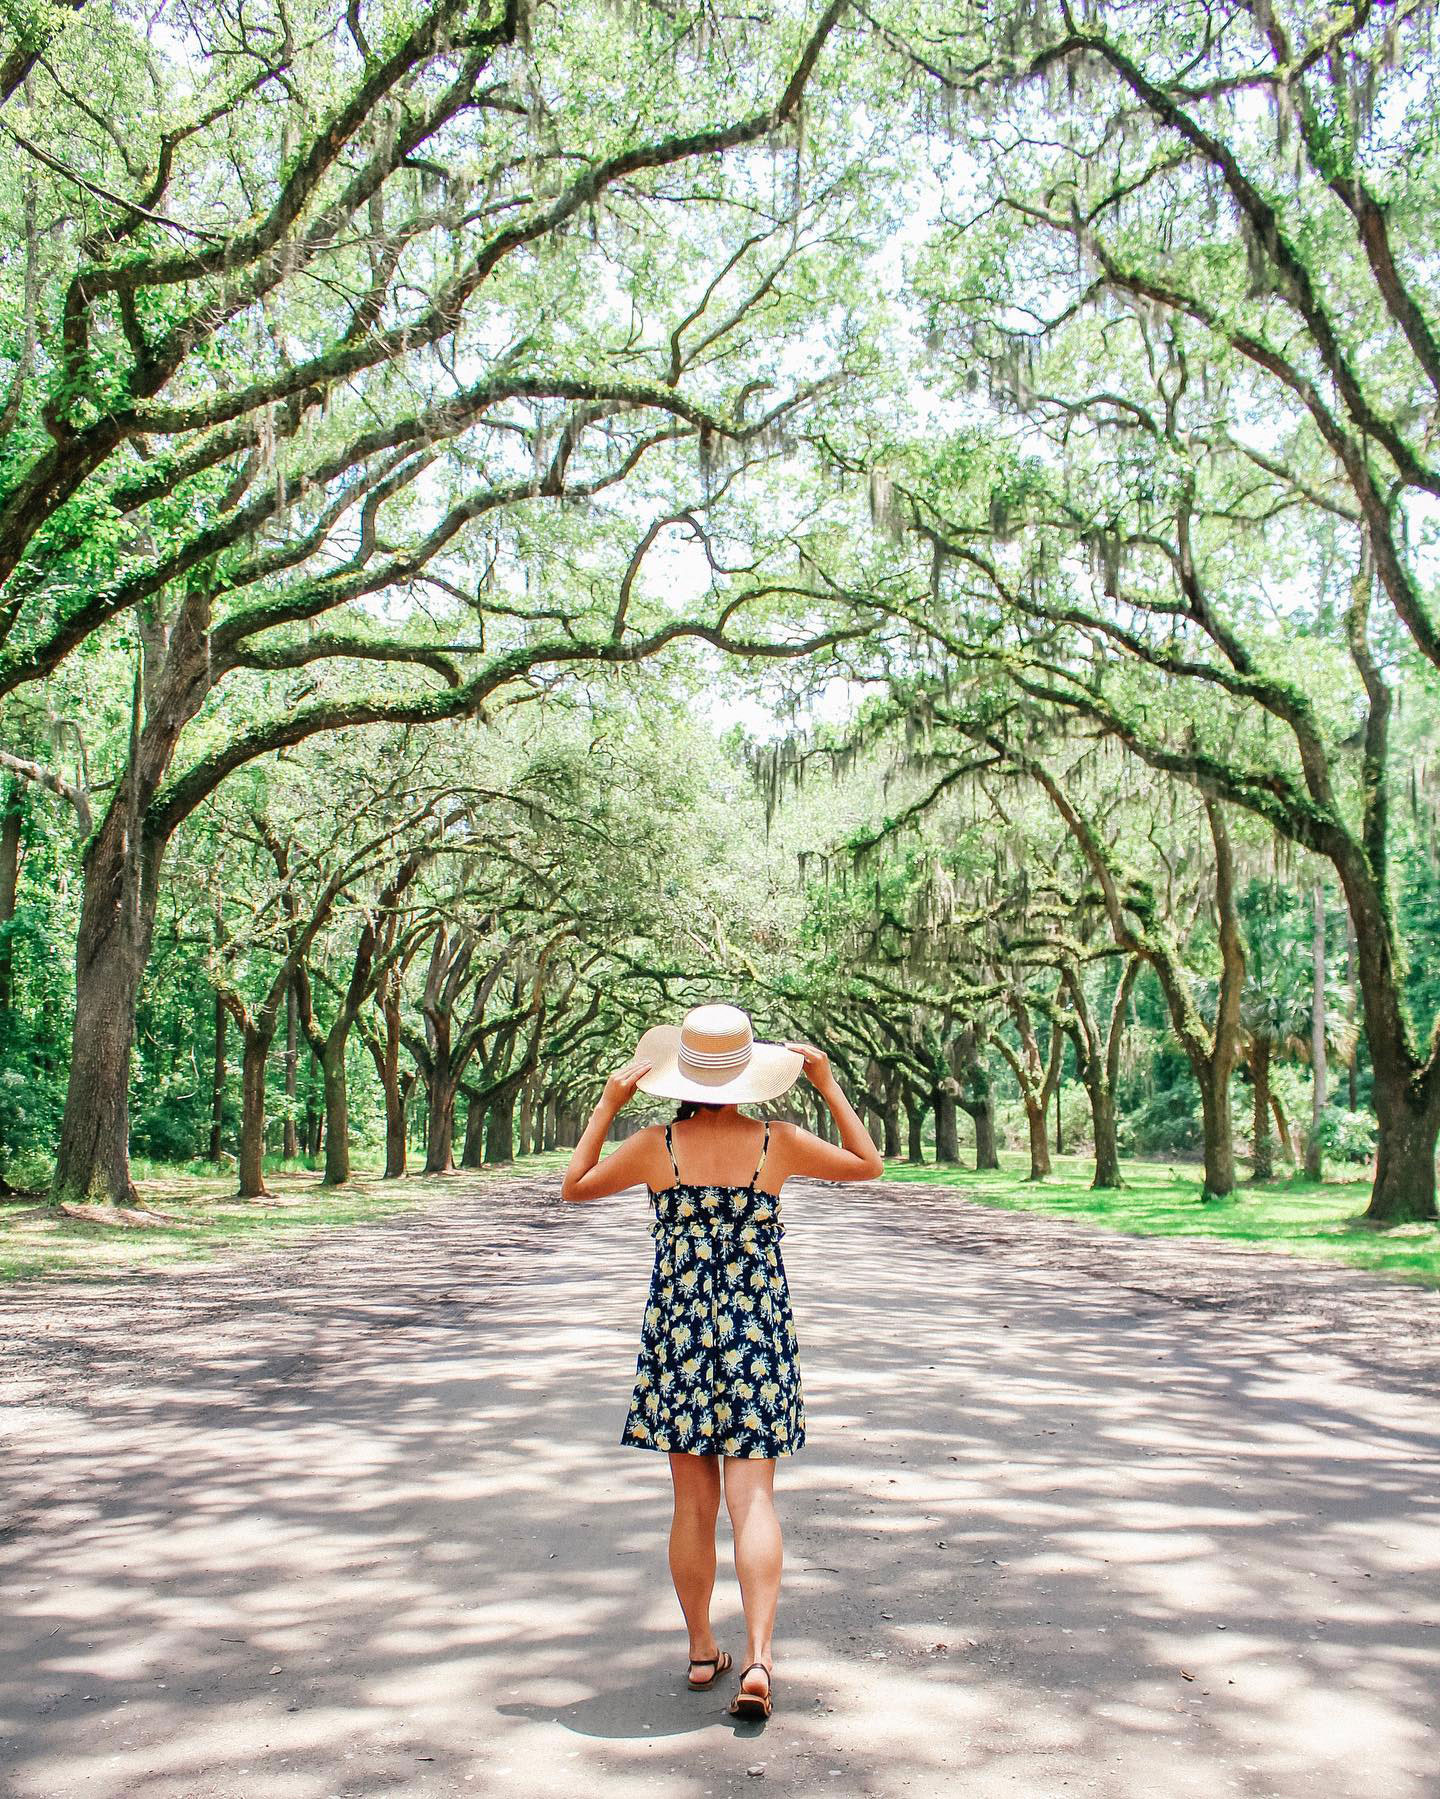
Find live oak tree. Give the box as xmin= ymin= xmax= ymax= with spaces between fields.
xmin=840 ymin=0 xmax=1440 ymax=1219
xmin=0 ymin=0 xmax=878 ymax=1206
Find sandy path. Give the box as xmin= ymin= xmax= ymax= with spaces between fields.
xmin=1 ymin=1173 xmax=1437 ymax=1798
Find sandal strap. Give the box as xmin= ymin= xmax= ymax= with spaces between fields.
xmin=688 ymin=1655 xmax=721 ymax=1668
xmin=738 ymin=1661 xmax=771 ymax=1680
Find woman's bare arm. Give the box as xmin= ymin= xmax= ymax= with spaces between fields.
xmin=772 ymin=1042 xmax=884 ymax=1184
xmin=560 ymin=1054 xmax=661 ymax=1202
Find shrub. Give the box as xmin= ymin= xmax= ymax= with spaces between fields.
xmin=1313 ymin=1107 xmax=1376 ymax=1167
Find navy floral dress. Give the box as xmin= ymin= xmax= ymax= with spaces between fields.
xmin=620 ymin=1121 xmax=806 ymax=1458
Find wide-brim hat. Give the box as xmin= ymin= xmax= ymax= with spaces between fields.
xmin=634 ymin=1003 xmax=803 ymax=1105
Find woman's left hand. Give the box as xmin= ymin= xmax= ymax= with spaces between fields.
xmin=602 ymin=1056 xmax=652 ymax=1112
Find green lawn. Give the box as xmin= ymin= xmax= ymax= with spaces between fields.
xmin=0 ymin=1164 xmax=435 ymax=1283
xmin=875 ymin=1151 xmax=1440 ymax=1288
xmin=4 ymin=1146 xmax=1437 ymax=1291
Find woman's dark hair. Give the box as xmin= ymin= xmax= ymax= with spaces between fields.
xmin=674 ymin=1101 xmax=725 ymax=1121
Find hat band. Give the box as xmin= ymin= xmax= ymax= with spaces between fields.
xmin=678 ymin=1040 xmax=752 ymax=1073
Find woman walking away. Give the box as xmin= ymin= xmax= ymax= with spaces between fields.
xmin=561 ymin=1003 xmax=883 ymax=1722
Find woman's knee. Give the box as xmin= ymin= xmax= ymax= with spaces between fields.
xmin=722 ymin=1455 xmax=777 ymax=1521
xmin=669 ymin=1451 xmax=722 ymax=1513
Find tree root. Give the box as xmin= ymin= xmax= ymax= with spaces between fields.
xmin=58 ymin=1201 xmax=192 ymax=1229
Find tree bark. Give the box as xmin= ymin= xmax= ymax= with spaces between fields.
xmin=209 ymin=993 xmax=227 ymax=1163
xmin=237 ymin=1026 xmax=275 ymax=1198
xmin=306 ymin=1054 xmax=322 ymax=1156
xmin=1305 ymin=882 xmax=1328 ymax=1180
xmin=1023 ymin=1099 xmax=1051 ymax=1181
xmin=283 ymin=978 xmax=300 ymax=1160
xmin=51 ymin=805 xmax=164 ymax=1207
xmin=321 ymin=1036 xmax=350 ymax=1187
xmin=1335 ymin=848 xmax=1440 ymax=1221
xmin=460 ymin=1086 xmax=482 ymax=1172
xmin=904 ymin=1092 xmax=926 ymax=1164
xmin=1065 ymin=954 xmax=1137 ymax=1192
xmin=1346 ymin=908 xmax=1360 ymax=1111
xmin=485 ymin=1092 xmax=515 ymax=1163
xmin=1090 ymin=1083 xmax=1121 ymax=1190
xmin=971 ymin=1098 xmax=1000 ymax=1170
xmin=1272 ymin=1089 xmax=1295 ymax=1165
xmin=1369 ymin=1084 xmax=1440 ymax=1223
xmin=1250 ymin=1035 xmax=1275 ymax=1182
xmin=0 ymin=776 xmax=21 ymax=1016
xmin=882 ymin=1089 xmax=902 ymax=1160
xmin=426 ymin=1078 xmax=459 ymax=1173
xmin=951 ymin=1025 xmax=1001 ymax=1170
xmin=362 ymin=967 xmax=411 ymax=1178
xmin=933 ymin=1083 xmax=959 ymax=1163
xmin=383 ymin=1080 xmax=409 ymax=1177
xmin=1196 ymin=1064 xmax=1236 ymax=1203
xmin=461 ymin=1090 xmax=486 ymax=1169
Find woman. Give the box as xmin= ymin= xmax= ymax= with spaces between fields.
xmin=561 ymin=1003 xmax=883 ymax=1721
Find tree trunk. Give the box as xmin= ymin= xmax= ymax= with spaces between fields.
xmin=1090 ymin=1081 xmax=1121 ymax=1190
xmin=1250 ymin=1035 xmax=1274 ymax=1183
xmin=321 ymin=1035 xmax=350 ymax=1187
xmin=52 ymin=608 xmax=221 ymax=1206
xmin=51 ymin=810 xmax=164 ymax=1207
xmin=904 ymin=1093 xmax=926 ymax=1164
xmin=372 ymin=975 xmax=408 ymax=1178
xmin=461 ymin=1091 xmax=485 ymax=1169
xmin=971 ymin=1098 xmax=1000 ymax=1170
xmin=543 ymin=1094 xmax=558 ymax=1151
xmin=1196 ymin=1065 xmax=1236 ymax=1201
xmin=306 ymin=1054 xmax=322 ymax=1157
xmin=1346 ymin=905 xmax=1360 ymax=1110
xmin=1271 ymin=1090 xmax=1295 ymax=1165
xmin=0 ymin=776 xmax=21 ymax=1016
xmin=1367 ymin=1082 xmax=1440 ymax=1223
xmin=238 ymin=1027 xmax=276 ymax=1198
xmin=209 ymin=993 xmax=227 ymax=1162
xmin=882 ymin=1091 xmax=902 ymax=1160
xmin=283 ymin=978 xmax=299 ymax=1160
xmin=1023 ymin=1099 xmax=1051 ymax=1181
xmin=519 ymin=1082 xmax=535 ymax=1157
xmin=425 ymin=1077 xmax=459 ymax=1174
xmin=1305 ymin=882 xmax=1328 ymax=1180
xmin=933 ymin=1084 xmax=959 ymax=1163
xmin=1330 ymin=843 xmax=1439 ymax=1221
xmin=952 ymin=1030 xmax=1000 ymax=1170
xmin=485 ymin=1093 xmax=515 ymax=1163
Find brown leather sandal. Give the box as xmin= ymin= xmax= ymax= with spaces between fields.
xmin=728 ymin=1660 xmax=772 ymax=1719
xmin=686 ymin=1648 xmax=732 ymax=1690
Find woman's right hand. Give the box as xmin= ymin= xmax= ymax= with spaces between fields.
xmin=785 ymin=1041 xmax=834 ymax=1090
xmin=602 ymin=1056 xmax=652 ymax=1112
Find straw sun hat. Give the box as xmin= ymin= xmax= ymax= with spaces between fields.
xmin=634 ymin=1004 xmax=804 ymax=1106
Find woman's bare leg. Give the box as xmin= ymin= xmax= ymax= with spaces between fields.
xmin=667 ymin=1451 xmax=723 ymax=1674
xmin=723 ymin=1455 xmax=780 ymax=1700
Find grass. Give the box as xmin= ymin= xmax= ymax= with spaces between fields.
xmin=875 ymin=1150 xmax=1440 ymax=1288
xmin=4 ymin=1144 xmax=1437 ymax=1292
xmin=0 ymin=1160 xmax=498 ymax=1284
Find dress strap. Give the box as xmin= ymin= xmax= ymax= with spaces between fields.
xmin=750 ymin=1121 xmax=771 ymax=1189
xmin=663 ymin=1123 xmax=682 ymax=1185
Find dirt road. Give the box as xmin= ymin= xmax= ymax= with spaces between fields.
xmin=2 ymin=1174 xmax=1437 ymax=1798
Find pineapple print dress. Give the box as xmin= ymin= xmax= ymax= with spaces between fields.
xmin=620 ymin=1121 xmax=806 ymax=1458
